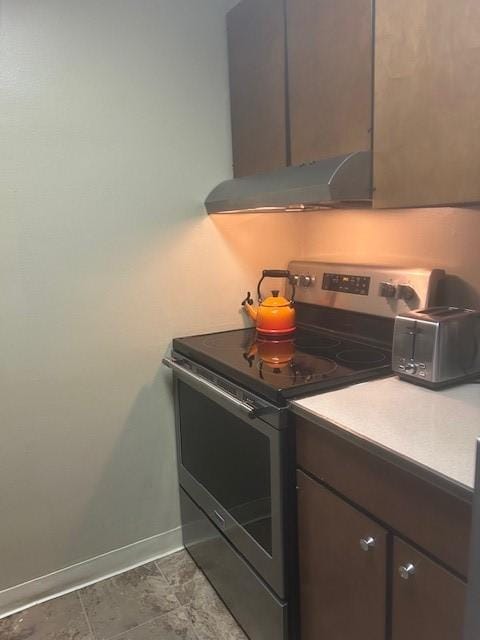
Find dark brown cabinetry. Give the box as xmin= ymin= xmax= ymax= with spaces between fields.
xmin=286 ymin=0 xmax=373 ymax=165
xmin=226 ymin=0 xmax=287 ymax=177
xmin=226 ymin=0 xmax=373 ymax=177
xmin=294 ymin=413 xmax=471 ymax=640
xmin=226 ymin=0 xmax=480 ymax=207
xmin=296 ymin=414 xmax=471 ymax=577
xmin=297 ymin=470 xmax=387 ymax=640
xmin=373 ymin=0 xmax=480 ymax=208
xmin=392 ymin=538 xmax=466 ymax=640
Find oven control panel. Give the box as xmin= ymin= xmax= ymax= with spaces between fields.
xmin=288 ymin=261 xmax=445 ymax=319
xmin=322 ymin=273 xmax=370 ymax=296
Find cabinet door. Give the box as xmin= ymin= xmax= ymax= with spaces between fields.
xmin=374 ymin=0 xmax=480 ymax=207
xmin=286 ymin=0 xmax=373 ymax=165
xmin=297 ymin=470 xmax=387 ymax=640
xmin=392 ymin=538 xmax=466 ymax=640
xmin=227 ymin=0 xmax=287 ymax=178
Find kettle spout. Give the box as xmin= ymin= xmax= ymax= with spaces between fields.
xmin=241 ymin=292 xmax=257 ymax=322
xmin=244 ymin=302 xmax=258 ymax=322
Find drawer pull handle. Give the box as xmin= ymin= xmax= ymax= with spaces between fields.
xmin=359 ymin=536 xmax=376 ymax=552
xmin=399 ymin=563 xmax=416 ymax=580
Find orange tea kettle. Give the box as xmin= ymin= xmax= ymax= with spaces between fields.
xmin=242 ymin=270 xmax=296 ymax=335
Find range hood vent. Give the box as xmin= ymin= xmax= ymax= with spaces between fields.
xmin=205 ymin=151 xmax=372 ymax=214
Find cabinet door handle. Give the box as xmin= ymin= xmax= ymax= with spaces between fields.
xmin=399 ymin=563 xmax=416 ymax=580
xmin=359 ymin=536 xmax=376 ymax=552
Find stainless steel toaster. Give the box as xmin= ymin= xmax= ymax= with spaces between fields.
xmin=392 ymin=307 xmax=480 ymax=388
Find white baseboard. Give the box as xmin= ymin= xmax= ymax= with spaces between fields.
xmin=0 ymin=526 xmax=183 ymax=620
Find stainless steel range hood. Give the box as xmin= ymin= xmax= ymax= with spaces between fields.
xmin=205 ymin=151 xmax=372 ymax=214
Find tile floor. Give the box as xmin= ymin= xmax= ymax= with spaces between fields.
xmin=0 ymin=550 xmax=248 ymax=640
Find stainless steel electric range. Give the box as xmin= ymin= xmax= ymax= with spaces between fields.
xmin=163 ymin=261 xmax=444 ymax=640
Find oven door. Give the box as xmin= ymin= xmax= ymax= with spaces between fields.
xmin=166 ymin=357 xmax=287 ymax=599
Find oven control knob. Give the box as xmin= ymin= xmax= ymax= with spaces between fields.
xmin=301 ymin=275 xmax=316 ymax=287
xmin=404 ymin=362 xmax=417 ymax=375
xmin=397 ymin=283 xmax=416 ymax=302
xmin=379 ymin=282 xmax=397 ymax=298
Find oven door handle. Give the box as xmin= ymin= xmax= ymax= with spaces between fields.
xmin=162 ymin=357 xmax=257 ymax=419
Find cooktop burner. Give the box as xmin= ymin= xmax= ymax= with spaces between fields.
xmin=173 ymin=325 xmax=392 ymax=404
xmin=336 ymin=348 xmax=388 ymax=365
xmin=256 ymin=354 xmax=338 ymax=383
xmin=294 ymin=335 xmax=342 ymax=351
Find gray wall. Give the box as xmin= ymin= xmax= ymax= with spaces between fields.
xmin=0 ymin=0 xmax=303 ymax=591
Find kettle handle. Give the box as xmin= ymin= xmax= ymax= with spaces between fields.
xmin=257 ymin=270 xmax=296 ymax=304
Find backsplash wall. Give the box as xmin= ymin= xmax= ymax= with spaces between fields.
xmin=301 ymin=207 xmax=480 ymax=308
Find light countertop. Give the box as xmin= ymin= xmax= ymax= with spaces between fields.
xmin=291 ymin=376 xmax=480 ymax=496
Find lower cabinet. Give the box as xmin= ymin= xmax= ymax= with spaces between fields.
xmin=392 ymin=538 xmax=466 ymax=640
xmin=297 ymin=470 xmax=387 ymax=640
xmin=297 ymin=470 xmax=467 ymax=640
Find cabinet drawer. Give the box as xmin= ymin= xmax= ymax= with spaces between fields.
xmin=392 ymin=538 xmax=466 ymax=640
xmin=295 ymin=415 xmax=471 ymax=577
xmin=298 ymin=470 xmax=387 ymax=640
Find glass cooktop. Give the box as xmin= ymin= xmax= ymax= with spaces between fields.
xmin=173 ymin=325 xmax=392 ymax=404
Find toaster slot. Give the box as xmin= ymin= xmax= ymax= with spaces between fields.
xmin=407 ymin=322 xmax=417 ymax=361
xmin=392 ymin=319 xmax=417 ymax=373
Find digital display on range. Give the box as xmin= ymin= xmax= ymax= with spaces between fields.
xmin=322 ymin=273 xmax=370 ymax=296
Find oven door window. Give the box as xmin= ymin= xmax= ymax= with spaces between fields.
xmin=178 ymin=381 xmax=272 ymax=555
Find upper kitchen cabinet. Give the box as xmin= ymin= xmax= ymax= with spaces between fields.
xmin=374 ymin=0 xmax=480 ymax=208
xmin=227 ymin=0 xmax=287 ymax=178
xmin=225 ymin=0 xmax=480 ymax=208
xmin=286 ymin=0 xmax=373 ymax=165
